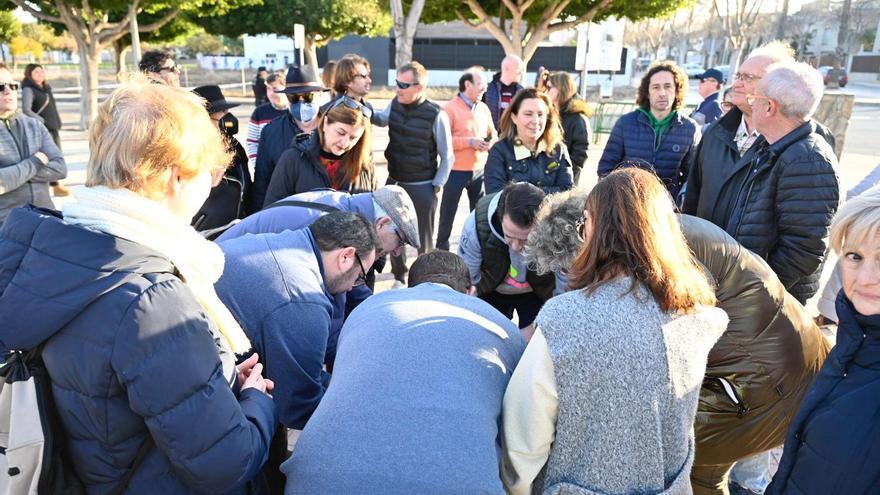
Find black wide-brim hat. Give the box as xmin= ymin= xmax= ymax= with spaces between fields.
xmin=281 ymin=64 xmax=328 ymax=94
xmin=193 ymin=85 xmax=239 ymax=114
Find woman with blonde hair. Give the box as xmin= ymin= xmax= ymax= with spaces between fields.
xmin=767 ymin=188 xmax=880 ymax=494
xmin=545 ymin=71 xmax=591 ymax=183
xmin=503 ymin=167 xmax=728 ymax=495
xmin=264 ymin=96 xmax=376 ymax=206
xmin=484 ymin=87 xmax=573 ymax=194
xmin=0 ymin=79 xmax=276 ymax=493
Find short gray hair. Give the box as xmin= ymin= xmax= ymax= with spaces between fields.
xmin=747 ymin=40 xmax=795 ymax=64
xmin=309 ymin=211 xmax=379 ymax=258
xmin=760 ymin=61 xmax=824 ymax=120
xmin=524 ymin=188 xmax=589 ymax=275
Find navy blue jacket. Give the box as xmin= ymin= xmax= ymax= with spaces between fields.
xmin=482 ymin=72 xmax=523 ymax=132
xmin=597 ymin=109 xmax=699 ymax=198
xmin=690 ymin=91 xmax=723 ymax=126
xmin=0 ymin=206 xmax=276 ymax=494
xmin=724 ymin=122 xmax=839 ymax=304
xmin=250 ymin=112 xmax=302 ymax=213
xmin=216 ymin=228 xmax=342 ymax=429
xmin=767 ymin=293 xmax=880 ymax=494
xmin=484 ymin=138 xmax=573 ymax=194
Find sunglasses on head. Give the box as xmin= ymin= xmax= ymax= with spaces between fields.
xmin=0 ymin=83 xmax=20 ymax=92
xmin=329 ymin=96 xmax=373 ymax=119
xmin=286 ymin=92 xmax=315 ymax=104
xmin=395 ymin=79 xmax=419 ymax=90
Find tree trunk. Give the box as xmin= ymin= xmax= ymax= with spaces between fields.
xmin=303 ymin=35 xmax=318 ymax=69
xmin=395 ymin=33 xmax=414 ymax=69
xmin=775 ymin=0 xmax=790 ymax=39
xmin=730 ymin=45 xmax=744 ymax=73
xmin=76 ymin=38 xmax=100 ymax=130
xmin=113 ymin=39 xmax=128 ymax=75
xmin=390 ymin=0 xmax=425 ymax=69
xmin=129 ymin=3 xmax=141 ymax=69
xmin=836 ymin=0 xmax=853 ymax=68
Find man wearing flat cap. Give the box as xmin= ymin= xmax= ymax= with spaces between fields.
xmin=191 ymin=85 xmax=251 ymax=235
xmin=691 ymin=68 xmax=725 ymax=127
xmin=250 ymin=65 xmax=328 ymax=213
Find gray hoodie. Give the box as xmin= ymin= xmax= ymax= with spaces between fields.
xmin=0 ymin=113 xmax=66 ymax=223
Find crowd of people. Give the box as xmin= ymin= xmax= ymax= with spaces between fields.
xmin=0 ymin=38 xmax=877 ymax=495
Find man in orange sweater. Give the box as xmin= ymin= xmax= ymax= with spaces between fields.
xmin=437 ymin=66 xmax=497 ymax=251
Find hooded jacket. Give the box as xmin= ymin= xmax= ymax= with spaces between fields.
xmin=0 ymin=206 xmax=277 ymax=494
xmin=263 ymin=132 xmax=375 ymax=207
xmin=681 ymin=215 xmax=830 ymax=467
xmin=559 ymin=98 xmax=591 ymax=183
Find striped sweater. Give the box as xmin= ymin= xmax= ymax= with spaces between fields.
xmin=246 ymin=102 xmax=288 ymax=169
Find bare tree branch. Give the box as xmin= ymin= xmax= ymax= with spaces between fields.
xmin=544 ymin=0 xmax=614 ymax=34
xmin=138 ymin=6 xmax=179 ymax=31
xmin=7 ymin=0 xmax=64 ymax=23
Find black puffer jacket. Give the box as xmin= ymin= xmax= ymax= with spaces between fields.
xmin=263 ymin=132 xmax=376 ymax=207
xmin=559 ymin=99 xmax=590 ymax=184
xmin=681 ymin=215 xmax=829 ymax=471
xmin=725 ymin=121 xmax=840 ymax=304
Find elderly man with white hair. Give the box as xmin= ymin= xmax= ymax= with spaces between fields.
xmin=724 ymin=61 xmax=839 ymax=304
xmin=484 ymin=54 xmax=524 ymax=131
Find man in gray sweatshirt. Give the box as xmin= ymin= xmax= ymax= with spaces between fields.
xmin=282 ymin=251 xmax=525 ymax=494
xmin=0 ymin=63 xmax=66 ymax=224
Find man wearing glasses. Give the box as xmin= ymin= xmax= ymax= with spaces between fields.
xmin=0 ymin=63 xmax=66 ymax=224
xmin=322 ymin=54 xmax=388 ymax=127
xmin=385 ymin=61 xmax=454 ymax=287
xmin=250 ymin=65 xmax=329 ymax=212
xmin=682 ymin=44 xmax=839 ymax=495
xmin=139 ymin=49 xmax=180 ymax=87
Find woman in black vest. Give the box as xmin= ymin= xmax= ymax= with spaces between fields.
xmin=264 ymin=96 xmax=376 ymax=206
xmin=484 ymin=88 xmax=573 ymax=195
xmin=21 ymin=63 xmax=67 ymax=196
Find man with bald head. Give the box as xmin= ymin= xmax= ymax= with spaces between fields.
xmin=484 ymin=55 xmax=524 ymax=131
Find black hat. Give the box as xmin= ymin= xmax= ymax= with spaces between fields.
xmin=281 ymin=65 xmax=328 ymax=94
xmin=192 ymin=85 xmax=239 ymax=114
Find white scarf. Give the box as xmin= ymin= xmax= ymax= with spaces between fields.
xmin=62 ymin=186 xmax=252 ymax=371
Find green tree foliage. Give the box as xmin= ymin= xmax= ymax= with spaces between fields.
xmin=0 ymin=9 xmax=21 ymax=61
xmin=418 ymin=0 xmax=686 ymax=64
xmin=193 ymin=0 xmax=391 ymax=67
xmin=183 ymin=31 xmax=225 ymax=56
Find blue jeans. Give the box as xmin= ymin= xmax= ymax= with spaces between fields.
xmin=436 ymin=170 xmax=484 ymax=251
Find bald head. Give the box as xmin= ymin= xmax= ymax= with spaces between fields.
xmin=730 ymin=42 xmax=797 ymax=115
xmin=500 ymin=55 xmax=523 ymax=85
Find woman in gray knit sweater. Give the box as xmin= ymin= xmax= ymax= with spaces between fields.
xmin=502 ymin=168 xmax=729 ymax=495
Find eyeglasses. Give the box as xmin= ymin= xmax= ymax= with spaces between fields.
xmin=158 ymin=63 xmax=180 ymax=74
xmin=390 ymin=224 xmax=406 ymax=251
xmin=329 ymin=95 xmax=373 ymax=119
xmin=353 ymin=252 xmax=368 ymax=286
xmin=745 ymin=94 xmax=773 ymax=106
xmin=0 ymin=83 xmax=19 ymax=92
xmin=733 ymin=72 xmax=761 ymax=83
xmin=395 ymin=79 xmax=419 ymax=90
xmin=286 ymin=92 xmax=315 ymax=104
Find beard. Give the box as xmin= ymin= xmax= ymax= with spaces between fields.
xmin=325 ymin=265 xmax=359 ymax=295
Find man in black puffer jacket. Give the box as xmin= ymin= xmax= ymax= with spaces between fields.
xmin=724 ymin=61 xmax=839 ymax=304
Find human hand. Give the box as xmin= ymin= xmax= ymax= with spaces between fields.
xmin=237 ymin=353 xmax=260 ymax=388
xmin=433 ymin=185 xmax=441 ymax=195
xmin=242 ymin=361 xmax=275 ymax=395
xmin=33 ymin=151 xmax=48 ymax=165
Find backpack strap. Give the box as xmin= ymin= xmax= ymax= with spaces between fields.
xmin=263 ymin=199 xmax=341 ymax=213
xmin=108 ymin=435 xmax=154 ymax=495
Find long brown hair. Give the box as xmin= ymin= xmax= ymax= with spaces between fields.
xmin=567 ymin=168 xmax=715 ymax=313
xmin=333 ymin=54 xmax=369 ymax=96
xmin=636 ymin=62 xmax=688 ymax=112
xmin=317 ymin=102 xmax=372 ymax=186
xmin=547 ymin=71 xmax=592 ymax=117
xmin=499 ymin=88 xmax=564 ymax=154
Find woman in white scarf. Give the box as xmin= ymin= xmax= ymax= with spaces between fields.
xmin=45 ymin=77 xmax=276 ymax=492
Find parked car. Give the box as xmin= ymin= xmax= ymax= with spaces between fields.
xmin=683 ymin=62 xmax=705 ymax=78
xmin=818 ymin=66 xmax=848 ymax=87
